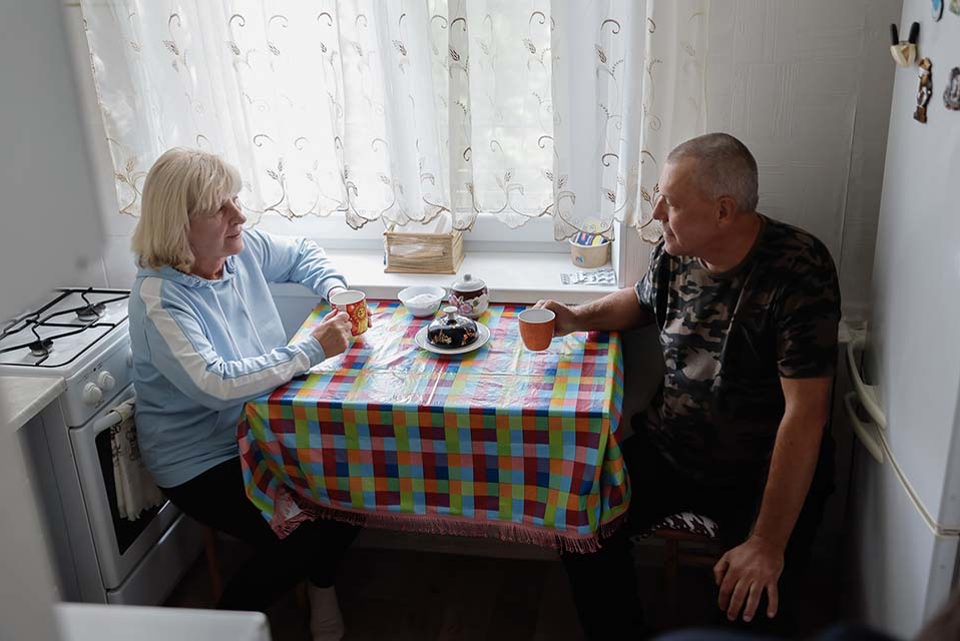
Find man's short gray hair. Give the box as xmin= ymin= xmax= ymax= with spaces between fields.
xmin=666 ymin=133 xmax=759 ymax=212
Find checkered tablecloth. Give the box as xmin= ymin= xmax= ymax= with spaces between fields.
xmin=238 ymin=301 xmax=629 ymax=551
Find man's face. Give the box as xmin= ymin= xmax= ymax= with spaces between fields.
xmin=651 ymin=159 xmax=719 ymax=257
xmin=187 ymin=195 xmax=246 ymax=262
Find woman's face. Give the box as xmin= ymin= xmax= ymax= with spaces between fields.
xmin=187 ymin=195 xmax=246 ymax=263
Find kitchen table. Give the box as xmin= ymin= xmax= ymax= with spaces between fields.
xmin=239 ymin=302 xmax=630 ymax=552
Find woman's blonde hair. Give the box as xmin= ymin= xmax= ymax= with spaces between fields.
xmin=131 ymin=148 xmax=242 ymax=270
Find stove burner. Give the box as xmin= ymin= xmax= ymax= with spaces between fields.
xmin=76 ymin=303 xmax=106 ymax=322
xmin=28 ymin=339 xmax=53 ymax=358
xmin=0 ymin=288 xmax=130 ymax=369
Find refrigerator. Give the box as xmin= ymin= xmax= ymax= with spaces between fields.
xmin=846 ymin=0 xmax=960 ymax=638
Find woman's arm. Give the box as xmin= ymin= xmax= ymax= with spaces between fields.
xmin=244 ymin=229 xmax=348 ymax=300
xmin=138 ymin=278 xmax=332 ymax=410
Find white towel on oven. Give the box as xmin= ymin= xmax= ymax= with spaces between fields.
xmin=110 ymin=400 xmax=164 ymax=520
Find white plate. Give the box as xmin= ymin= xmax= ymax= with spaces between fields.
xmin=414 ymin=323 xmax=490 ymax=355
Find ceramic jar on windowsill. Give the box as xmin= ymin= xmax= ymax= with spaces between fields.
xmin=448 ymin=273 xmax=489 ymax=319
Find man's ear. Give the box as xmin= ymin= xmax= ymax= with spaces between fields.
xmin=716 ymin=195 xmax=738 ymax=226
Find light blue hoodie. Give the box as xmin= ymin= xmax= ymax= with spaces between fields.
xmin=128 ymin=229 xmax=346 ymax=488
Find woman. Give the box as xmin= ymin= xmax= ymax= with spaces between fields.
xmin=128 ymin=148 xmax=357 ymax=641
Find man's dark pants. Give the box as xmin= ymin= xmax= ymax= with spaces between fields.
xmin=562 ymin=421 xmax=835 ymax=640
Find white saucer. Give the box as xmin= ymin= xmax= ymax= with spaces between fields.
xmin=414 ymin=323 xmax=491 ymax=355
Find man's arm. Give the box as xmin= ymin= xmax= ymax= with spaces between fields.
xmin=536 ymin=287 xmax=653 ymax=335
xmin=714 ymin=375 xmax=832 ymax=623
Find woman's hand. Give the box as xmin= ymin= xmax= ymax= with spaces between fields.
xmin=311 ymin=310 xmax=352 ymax=358
xmin=533 ymin=299 xmax=579 ymax=336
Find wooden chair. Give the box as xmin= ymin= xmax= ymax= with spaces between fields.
xmin=634 ymin=512 xmax=724 ymax=626
xmin=201 ymin=526 xmax=313 ymax=609
xmin=201 ymin=526 xmax=223 ymax=603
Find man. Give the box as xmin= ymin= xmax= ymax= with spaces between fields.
xmin=541 ymin=133 xmax=840 ymax=638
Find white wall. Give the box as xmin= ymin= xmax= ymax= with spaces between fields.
xmin=63 ymin=3 xmax=134 ymax=290
xmin=72 ymin=1 xmax=900 ymax=321
xmin=707 ymin=0 xmax=901 ymax=320
xmin=1 ymin=2 xmax=110 ymax=639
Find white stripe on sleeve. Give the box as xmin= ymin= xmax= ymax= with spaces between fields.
xmin=139 ymin=277 xmax=308 ymax=402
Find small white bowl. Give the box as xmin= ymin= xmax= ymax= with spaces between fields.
xmin=398 ymin=285 xmax=445 ymax=317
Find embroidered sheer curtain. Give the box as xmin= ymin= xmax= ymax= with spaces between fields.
xmin=81 ymin=0 xmax=707 ymax=241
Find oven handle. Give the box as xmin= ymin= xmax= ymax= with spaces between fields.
xmin=91 ymin=393 xmax=136 ymax=437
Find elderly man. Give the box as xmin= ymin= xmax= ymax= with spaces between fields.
xmin=542 ymin=133 xmax=840 ymax=638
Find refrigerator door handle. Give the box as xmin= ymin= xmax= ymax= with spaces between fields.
xmin=846 ymin=337 xmax=887 ymax=430
xmin=844 ymin=392 xmax=884 ymax=464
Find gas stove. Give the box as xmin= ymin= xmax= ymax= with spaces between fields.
xmin=0 ymin=288 xmax=130 ymax=373
xmin=0 ymin=288 xmax=132 ymax=425
xmin=6 ymin=286 xmax=202 ymax=605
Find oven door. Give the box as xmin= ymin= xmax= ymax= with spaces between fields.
xmin=69 ymin=384 xmax=180 ymax=590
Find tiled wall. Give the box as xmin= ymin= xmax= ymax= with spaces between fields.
xmin=706 ymin=0 xmax=900 ymax=319
xmin=71 ymin=1 xmax=901 ymax=319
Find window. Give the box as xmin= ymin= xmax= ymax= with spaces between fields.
xmin=79 ymin=0 xmax=708 ymax=289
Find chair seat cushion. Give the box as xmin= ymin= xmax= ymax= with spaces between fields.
xmin=631 ymin=511 xmax=720 ymax=543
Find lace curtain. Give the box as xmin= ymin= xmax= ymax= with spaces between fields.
xmin=81 ymin=0 xmax=707 ymax=240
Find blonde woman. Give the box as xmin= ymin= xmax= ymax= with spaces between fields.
xmin=128 ymin=148 xmax=355 ymax=641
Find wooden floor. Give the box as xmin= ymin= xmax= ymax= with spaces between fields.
xmin=165 ymin=533 xmax=841 ymax=640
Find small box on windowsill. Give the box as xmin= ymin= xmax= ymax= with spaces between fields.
xmin=383 ymin=217 xmax=464 ymax=274
xmin=569 ymin=233 xmax=611 ymax=268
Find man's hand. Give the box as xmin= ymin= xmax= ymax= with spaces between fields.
xmin=533 ymin=299 xmax=579 ymax=336
xmin=713 ymin=534 xmax=784 ymax=623
xmin=310 ymin=310 xmax=352 ymax=359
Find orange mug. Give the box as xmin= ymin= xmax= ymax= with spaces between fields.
xmin=330 ymin=290 xmax=370 ymax=336
xmin=518 ymin=308 xmax=555 ymax=351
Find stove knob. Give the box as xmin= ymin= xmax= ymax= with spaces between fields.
xmin=97 ymin=371 xmax=116 ymax=392
xmin=82 ymin=382 xmax=103 ymax=406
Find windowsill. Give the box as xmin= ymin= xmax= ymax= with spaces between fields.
xmin=268 ymin=250 xmax=619 ymax=304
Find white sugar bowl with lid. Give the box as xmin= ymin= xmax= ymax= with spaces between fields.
xmin=448 ymin=273 xmax=489 ymax=319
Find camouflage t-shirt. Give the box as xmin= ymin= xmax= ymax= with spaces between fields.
xmin=634 ymin=215 xmax=840 ymax=486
